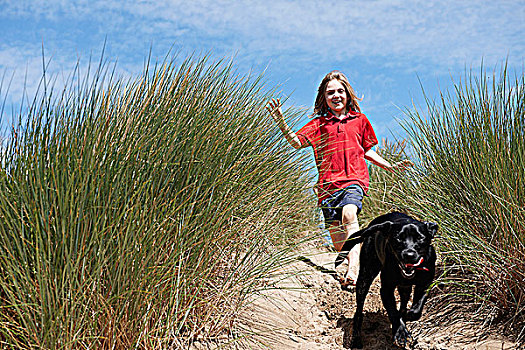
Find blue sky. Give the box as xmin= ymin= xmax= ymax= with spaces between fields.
xmin=1 ymin=0 xmax=524 ymax=140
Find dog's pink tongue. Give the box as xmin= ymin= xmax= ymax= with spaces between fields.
xmin=405 ymin=257 xmax=424 ymax=268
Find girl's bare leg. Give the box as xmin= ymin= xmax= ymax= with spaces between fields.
xmin=329 ymin=204 xmax=360 ymax=285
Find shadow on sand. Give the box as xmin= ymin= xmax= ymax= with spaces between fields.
xmin=337 ymin=311 xmax=401 ymax=349
xmin=297 ymin=255 xmax=340 ymax=281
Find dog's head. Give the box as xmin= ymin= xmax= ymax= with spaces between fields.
xmin=386 ymin=220 xmax=438 ymax=279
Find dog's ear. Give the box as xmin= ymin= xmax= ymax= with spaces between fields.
xmin=425 ymin=222 xmax=438 ymax=238
xmin=370 ymin=221 xmax=392 ymax=235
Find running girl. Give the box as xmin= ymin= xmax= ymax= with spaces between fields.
xmin=267 ymin=70 xmax=411 ymax=286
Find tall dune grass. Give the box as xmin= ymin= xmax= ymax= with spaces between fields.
xmin=366 ymin=65 xmax=524 ymax=339
xmin=0 ymin=55 xmax=317 ymax=348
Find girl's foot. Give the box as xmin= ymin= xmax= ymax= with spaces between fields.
xmin=343 ymin=246 xmax=359 ymax=287
xmin=339 ymin=275 xmax=356 ymax=287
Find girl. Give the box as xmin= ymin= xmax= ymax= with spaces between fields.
xmin=267 ymin=71 xmax=411 ymax=286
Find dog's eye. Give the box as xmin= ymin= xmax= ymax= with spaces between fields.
xmin=417 ymin=232 xmax=428 ymax=241
xmin=393 ymin=234 xmax=405 ymax=244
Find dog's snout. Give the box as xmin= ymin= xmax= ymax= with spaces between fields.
xmin=402 ymin=249 xmax=418 ymax=263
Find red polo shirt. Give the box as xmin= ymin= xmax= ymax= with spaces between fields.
xmin=297 ymin=111 xmax=378 ymax=204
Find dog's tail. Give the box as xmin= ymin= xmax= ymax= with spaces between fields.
xmin=334 ymin=221 xmax=392 ymax=268
xmin=334 ymin=228 xmax=368 ymax=268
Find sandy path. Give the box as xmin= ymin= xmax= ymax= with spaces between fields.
xmin=241 ymin=242 xmax=519 ymax=350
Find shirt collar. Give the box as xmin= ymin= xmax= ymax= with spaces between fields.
xmin=322 ymin=109 xmax=360 ymax=121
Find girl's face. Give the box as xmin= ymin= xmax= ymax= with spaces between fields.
xmin=324 ymin=79 xmax=348 ymax=115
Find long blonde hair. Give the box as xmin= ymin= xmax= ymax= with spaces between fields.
xmin=313 ymin=71 xmax=362 ymax=116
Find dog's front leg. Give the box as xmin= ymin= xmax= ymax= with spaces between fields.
xmin=404 ymin=284 xmax=430 ymax=321
xmin=397 ymin=285 xmax=412 ymax=316
xmin=380 ymin=285 xmax=412 ymax=347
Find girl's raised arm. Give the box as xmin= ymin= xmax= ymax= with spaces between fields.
xmin=266 ymin=98 xmax=302 ymax=149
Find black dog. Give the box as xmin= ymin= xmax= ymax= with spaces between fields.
xmin=335 ymin=212 xmax=438 ymax=348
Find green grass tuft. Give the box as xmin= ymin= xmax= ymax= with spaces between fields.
xmin=0 ymin=54 xmax=317 ymax=349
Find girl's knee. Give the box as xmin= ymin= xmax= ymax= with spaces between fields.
xmin=342 ymin=204 xmax=358 ymax=224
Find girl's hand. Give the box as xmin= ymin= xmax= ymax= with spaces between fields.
xmin=391 ymin=160 xmax=414 ymax=172
xmin=265 ymin=98 xmax=302 ymax=149
xmin=364 ymin=149 xmax=413 ymax=173
xmin=266 ymin=98 xmax=285 ymax=124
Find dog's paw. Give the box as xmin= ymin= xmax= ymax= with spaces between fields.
xmin=393 ymin=324 xmax=414 ymax=348
xmin=404 ymin=309 xmax=422 ymax=321
xmin=349 ymin=336 xmax=363 ymax=349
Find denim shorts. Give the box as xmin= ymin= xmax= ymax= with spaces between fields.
xmin=320 ymin=185 xmax=364 ymax=224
